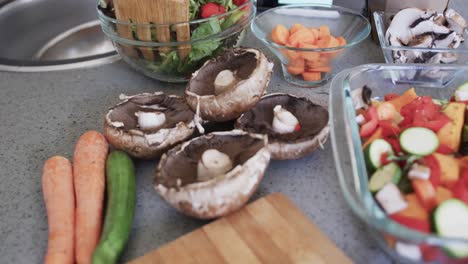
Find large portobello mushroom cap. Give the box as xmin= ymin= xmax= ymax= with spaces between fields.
xmin=154 ymin=130 xmax=270 ymax=219
xmin=185 ymin=48 xmax=274 ymax=122
xmin=104 ymin=92 xmax=195 ymax=159
xmin=236 ymin=93 xmax=329 ymax=160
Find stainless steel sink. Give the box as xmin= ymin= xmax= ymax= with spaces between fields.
xmin=0 ymin=0 xmax=119 ymax=71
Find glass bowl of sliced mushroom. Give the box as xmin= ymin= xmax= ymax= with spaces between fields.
xmin=374 ymin=8 xmax=468 ymax=65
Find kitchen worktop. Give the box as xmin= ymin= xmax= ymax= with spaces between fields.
xmin=0 ymin=29 xmax=391 ymax=263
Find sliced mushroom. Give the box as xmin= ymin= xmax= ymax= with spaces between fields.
xmin=352 ymin=85 xmax=372 ymax=110
xmin=185 ymin=48 xmax=274 ymax=122
xmin=386 ymin=8 xmax=466 ymax=64
xmin=445 ymin=9 xmax=467 ymax=36
xmin=104 ymin=92 xmax=195 ymax=159
xmin=236 ymin=93 xmax=329 ymax=160
xmin=154 ymin=130 xmax=270 ymax=219
xmin=386 ymin=8 xmax=448 ymax=47
xmin=433 ymin=32 xmax=462 ymax=49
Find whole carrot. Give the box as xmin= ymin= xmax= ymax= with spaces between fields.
xmin=42 ymin=156 xmax=75 ymax=264
xmin=74 ymin=131 xmax=109 ymax=264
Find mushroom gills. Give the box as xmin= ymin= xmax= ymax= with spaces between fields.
xmin=197 ymin=149 xmax=233 ymax=182
xmin=136 ymin=111 xmax=166 ymax=131
xmin=272 ymin=105 xmax=300 ymax=134
xmin=214 ymin=70 xmax=238 ymax=95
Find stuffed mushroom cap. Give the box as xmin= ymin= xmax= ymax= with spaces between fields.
xmin=185 ymin=48 xmax=274 ymax=122
xmin=104 ymin=92 xmax=195 ymax=159
xmin=154 ymin=130 xmax=270 ymax=219
xmin=236 ymin=93 xmax=329 ymax=160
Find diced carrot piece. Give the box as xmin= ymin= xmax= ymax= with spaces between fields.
xmin=302 ymin=71 xmax=322 ymax=81
xmin=336 ymin=36 xmax=347 ymax=46
xmin=298 ymin=43 xmax=320 ymax=61
xmin=288 ymin=29 xmax=316 ymax=46
xmin=395 ymin=194 xmax=428 ymax=221
xmin=316 ymin=35 xmax=331 ymax=48
xmin=412 ymin=179 xmax=437 ymax=211
xmin=290 ymin=23 xmax=307 ymax=35
xmin=283 ymin=48 xmax=300 ymax=60
xmin=309 ymin=28 xmax=319 ymax=40
xmin=287 ymin=66 xmax=304 ymax=75
xmin=329 ymin=36 xmax=340 ymax=48
xmin=271 ymin=25 xmax=290 ymax=45
xmin=308 ymin=66 xmax=332 ymax=73
xmin=286 ymin=58 xmax=305 ymax=75
xmin=305 ymin=58 xmax=329 ymax=69
xmin=362 ymin=127 xmax=383 ymax=149
xmin=435 ymin=186 xmax=453 ymax=205
xmin=318 ymin=25 xmax=330 ymax=38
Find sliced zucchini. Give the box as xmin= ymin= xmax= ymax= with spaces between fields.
xmin=368 ymin=162 xmax=402 ymax=193
xmin=364 ymin=139 xmax=393 ymax=171
xmin=434 ymin=199 xmax=468 ymax=258
xmin=400 ymin=127 xmax=439 ymax=156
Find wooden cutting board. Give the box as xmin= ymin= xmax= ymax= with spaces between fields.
xmin=129 ymin=193 xmax=353 ymax=264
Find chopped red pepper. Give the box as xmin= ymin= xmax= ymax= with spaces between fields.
xmin=294 ymin=123 xmax=301 ymax=132
xmin=436 ymin=143 xmax=454 ymax=154
xmin=384 ymin=137 xmax=402 ymax=154
xmin=420 ymin=245 xmax=443 ymax=262
xmin=200 ymin=2 xmax=226 ymax=18
xmin=233 ymin=0 xmax=247 ymax=6
xmin=360 ymin=107 xmax=378 ymax=138
xmin=400 ymin=96 xmax=450 ymax=132
xmin=380 ymin=152 xmax=390 ymax=166
xmin=452 ymin=169 xmax=468 ymax=204
xmin=379 ymin=120 xmax=401 ymax=137
xmin=390 ymin=214 xmax=431 ymax=233
xmin=384 ymin=93 xmax=399 ymax=101
xmin=421 ymin=155 xmax=441 ymax=188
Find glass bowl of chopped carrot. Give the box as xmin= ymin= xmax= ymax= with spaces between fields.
xmin=251 ymin=4 xmax=370 ymax=88
xmin=330 ymin=64 xmax=468 ymax=263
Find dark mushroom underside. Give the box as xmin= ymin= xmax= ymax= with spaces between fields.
xmin=156 ymin=134 xmax=265 ymax=189
xmin=187 ymin=49 xmax=258 ymax=96
xmin=237 ymin=94 xmax=329 ymax=142
xmin=108 ymin=94 xmax=194 ymax=132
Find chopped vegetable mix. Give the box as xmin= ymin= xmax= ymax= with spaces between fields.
xmin=357 ymin=83 xmax=468 ymax=261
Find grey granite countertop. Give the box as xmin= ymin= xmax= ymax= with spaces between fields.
xmin=0 ymin=25 xmax=390 ymax=263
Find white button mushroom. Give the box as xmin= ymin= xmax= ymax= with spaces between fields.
xmin=375 ymin=183 xmax=408 ymax=215
xmin=272 ymin=105 xmax=300 ymax=134
xmin=197 ymin=149 xmax=233 ymax=182
xmin=214 ymin=70 xmax=237 ymax=95
xmin=136 ymin=111 xmax=166 ymax=130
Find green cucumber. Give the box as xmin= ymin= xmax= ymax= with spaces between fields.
xmin=399 ymin=127 xmax=439 ymax=156
xmin=365 ymin=139 xmax=394 ymax=172
xmin=92 ymin=151 xmax=136 ymax=264
xmin=434 ymin=199 xmax=468 ymax=258
xmin=368 ymin=162 xmax=402 ymax=193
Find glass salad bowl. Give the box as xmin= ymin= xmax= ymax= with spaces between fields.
xmin=330 ymin=64 xmax=468 ymax=264
xmin=251 ymin=4 xmax=370 ymax=88
xmin=374 ymin=11 xmax=468 ymax=65
xmin=97 ymin=0 xmax=255 ymax=82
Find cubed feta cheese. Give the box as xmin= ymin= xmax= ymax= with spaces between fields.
xmin=376 ymin=183 xmax=408 ymax=214
xmin=355 ymin=114 xmax=366 ymax=125
xmin=395 ymin=241 xmax=422 ymax=261
xmin=408 ymin=163 xmax=431 ymax=180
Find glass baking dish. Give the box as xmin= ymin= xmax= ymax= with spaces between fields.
xmin=330 ymin=64 xmax=468 ymax=263
xmin=373 ymin=11 xmax=468 ymax=65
